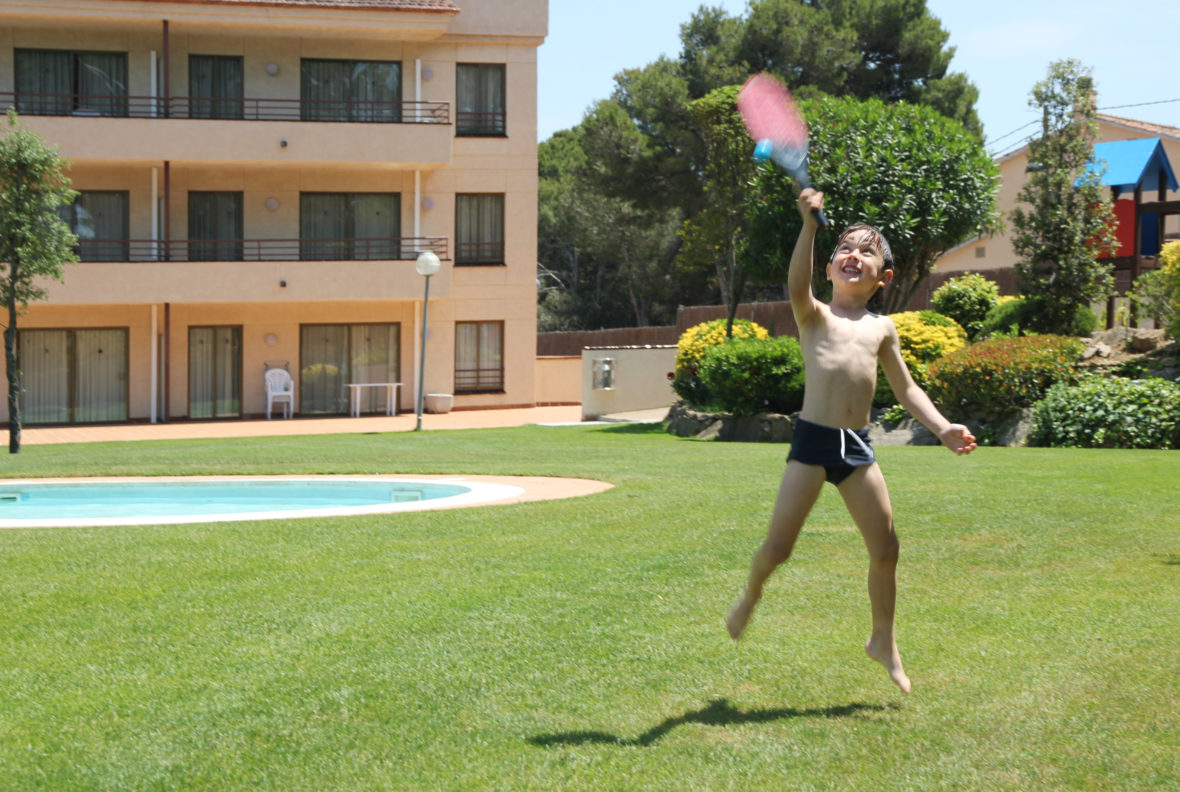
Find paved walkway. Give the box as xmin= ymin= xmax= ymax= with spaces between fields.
xmin=3 ymin=405 xmax=671 ymax=446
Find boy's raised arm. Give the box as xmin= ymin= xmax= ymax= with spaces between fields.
xmin=879 ymin=320 xmax=978 ymax=455
xmin=788 ymin=189 xmax=825 ymax=327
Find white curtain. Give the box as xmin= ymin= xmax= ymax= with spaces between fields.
xmin=300 ymin=325 xmax=349 ymax=414
xmin=456 ymin=64 xmax=505 ymax=135
xmin=456 ymin=194 xmax=504 ymax=264
xmin=455 ymin=322 xmax=503 ymax=392
xmin=14 ymin=49 xmax=71 ymax=114
xmin=189 ymin=54 xmax=243 ymax=119
xmin=189 ymin=326 xmax=241 ymax=418
xmin=18 ymin=330 xmax=71 ymax=424
xmin=74 ymin=329 xmax=128 ymax=422
xmin=349 ymin=324 xmax=399 ymax=413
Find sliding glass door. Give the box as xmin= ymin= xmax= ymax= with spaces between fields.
xmin=19 ymin=328 xmax=128 ymax=424
xmin=300 ymin=324 xmax=400 ymax=414
xmin=189 ymin=326 xmax=242 ymax=418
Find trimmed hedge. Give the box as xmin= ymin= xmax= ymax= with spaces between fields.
xmin=697 ymin=336 xmax=806 ymax=416
xmin=927 ymin=334 xmax=1084 ymax=419
xmin=931 ymin=273 xmax=999 ymax=339
xmin=1031 ymin=375 xmax=1180 ymax=449
xmin=672 ymin=319 xmax=769 ymax=406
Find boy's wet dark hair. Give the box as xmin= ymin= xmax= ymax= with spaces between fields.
xmin=830 ymin=224 xmax=893 ymax=272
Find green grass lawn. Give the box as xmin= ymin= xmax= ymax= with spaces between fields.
xmin=1 ymin=424 xmax=1177 ymax=790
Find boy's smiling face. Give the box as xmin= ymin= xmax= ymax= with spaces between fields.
xmin=827 ymin=227 xmax=893 ymax=297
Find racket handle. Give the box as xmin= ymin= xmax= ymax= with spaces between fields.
xmin=753 ymin=140 xmax=828 ymax=229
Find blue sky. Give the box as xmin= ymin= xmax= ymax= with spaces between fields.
xmin=537 ymin=0 xmax=1180 ymax=154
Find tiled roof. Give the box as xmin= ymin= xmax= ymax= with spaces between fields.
xmin=168 ymin=0 xmax=458 ymax=11
xmin=1098 ymin=113 xmax=1180 ymax=142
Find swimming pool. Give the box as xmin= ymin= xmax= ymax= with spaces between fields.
xmin=0 ymin=476 xmax=528 ymax=528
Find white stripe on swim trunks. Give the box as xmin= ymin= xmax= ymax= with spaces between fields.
xmin=845 ymin=428 xmax=872 ymax=459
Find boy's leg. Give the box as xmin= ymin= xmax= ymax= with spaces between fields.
xmin=837 ymin=463 xmax=911 ymax=693
xmin=727 ymin=460 xmax=825 ymax=640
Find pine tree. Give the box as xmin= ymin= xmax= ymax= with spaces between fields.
xmin=1010 ymin=60 xmax=1116 ymax=335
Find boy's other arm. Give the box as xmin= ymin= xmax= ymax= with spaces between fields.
xmin=878 ymin=319 xmax=978 ymax=455
xmin=788 ymin=189 xmax=825 ymax=328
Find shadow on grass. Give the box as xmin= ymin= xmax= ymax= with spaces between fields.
xmin=592 ymin=422 xmax=668 ymax=436
xmin=528 ymin=697 xmax=893 ymax=748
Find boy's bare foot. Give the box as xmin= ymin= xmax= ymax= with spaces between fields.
xmin=726 ymin=594 xmax=754 ymax=641
xmin=865 ymin=637 xmax=911 ymax=693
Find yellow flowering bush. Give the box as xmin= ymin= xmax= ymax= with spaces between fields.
xmin=672 ymin=319 xmax=769 ymax=407
xmin=675 ymin=319 xmax=769 ymax=374
xmin=875 ymin=310 xmax=967 ymax=405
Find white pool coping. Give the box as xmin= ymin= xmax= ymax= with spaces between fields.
xmin=0 ymin=474 xmax=613 ymax=529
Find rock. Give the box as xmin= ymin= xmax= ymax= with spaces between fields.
xmin=1129 ymin=330 xmax=1165 ymax=353
xmin=869 ymin=416 xmax=939 ymax=446
xmin=990 ymin=408 xmax=1036 ymax=447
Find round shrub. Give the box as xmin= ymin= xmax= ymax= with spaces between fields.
xmin=1031 ymin=374 xmax=1180 ymax=449
xmin=697 ymin=336 xmax=805 ymax=416
xmin=977 ymin=296 xmax=1033 ymax=339
xmin=673 ymin=319 xmax=769 ymax=407
xmin=926 ymin=334 xmax=1085 ymax=419
xmin=874 ymin=310 xmax=968 ymax=405
xmin=1131 ymin=240 xmax=1180 ymax=339
xmin=978 ymin=296 xmax=1099 ymax=339
xmin=931 ymin=273 xmax=1000 ymax=339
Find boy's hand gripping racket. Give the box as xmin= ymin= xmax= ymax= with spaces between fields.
xmin=736 ymin=72 xmax=829 ymax=229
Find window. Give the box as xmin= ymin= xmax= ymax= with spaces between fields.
xmin=455 ymin=321 xmax=503 ymax=392
xmin=60 ymin=191 xmax=129 ymax=262
xmin=456 ymin=64 xmax=505 ymax=136
xmin=455 ymin=194 xmax=504 ymax=265
xmin=189 ymin=55 xmax=243 ymax=119
xmin=19 ymin=328 xmax=128 ymax=424
xmin=300 ymin=324 xmax=401 ymax=414
xmin=301 ymin=59 xmax=402 ymax=122
xmin=300 ymin=193 xmax=400 ymax=260
xmin=189 ymin=326 xmax=242 ymax=418
xmin=188 ymin=192 xmax=243 ymax=261
xmin=14 ymin=49 xmax=127 ymax=116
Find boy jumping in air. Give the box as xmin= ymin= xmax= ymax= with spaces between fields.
xmin=725 ymin=189 xmax=977 ymax=693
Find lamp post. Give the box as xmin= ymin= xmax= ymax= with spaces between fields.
xmin=414 ymin=250 xmax=441 ymax=431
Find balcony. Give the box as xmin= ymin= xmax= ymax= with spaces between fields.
xmin=2 ymin=92 xmax=450 ymax=124
xmin=46 ymin=236 xmax=453 ymax=305
xmin=71 ymin=236 xmax=449 ymax=263
xmin=4 ymin=93 xmax=454 ymax=165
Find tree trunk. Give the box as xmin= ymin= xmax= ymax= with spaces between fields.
xmin=6 ymin=289 xmax=20 ymax=454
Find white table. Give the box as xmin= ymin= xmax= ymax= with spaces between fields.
xmin=346 ymin=382 xmax=402 ymax=417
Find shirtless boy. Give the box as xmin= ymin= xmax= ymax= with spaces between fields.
xmin=725 ymin=189 xmax=977 ymax=693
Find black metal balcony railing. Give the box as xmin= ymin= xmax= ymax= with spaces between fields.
xmin=456 ymin=110 xmax=506 ymax=136
xmin=70 ymin=237 xmax=449 ymax=263
xmin=455 ymin=241 xmax=505 ymax=265
xmin=2 ymin=92 xmax=450 ymax=123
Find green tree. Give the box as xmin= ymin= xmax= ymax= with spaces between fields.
xmin=744 ymin=95 xmax=997 ymax=313
xmin=538 ymin=0 xmax=984 ymax=331
xmin=537 ymin=118 xmax=686 ymax=329
xmin=683 ymin=85 xmax=761 ymax=335
xmin=0 ymin=110 xmax=78 ymax=453
xmin=1009 ymin=59 xmax=1116 ymax=335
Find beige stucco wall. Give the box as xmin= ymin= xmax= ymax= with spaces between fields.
xmin=535 ymin=356 xmax=580 ymax=405
xmin=0 ymin=0 xmax=545 ymax=421
xmin=580 ymin=347 xmax=677 ymax=420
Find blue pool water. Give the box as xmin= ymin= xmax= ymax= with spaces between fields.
xmin=0 ymin=478 xmax=484 ymax=527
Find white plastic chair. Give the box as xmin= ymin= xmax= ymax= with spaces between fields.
xmin=265 ymin=368 xmax=294 ymax=419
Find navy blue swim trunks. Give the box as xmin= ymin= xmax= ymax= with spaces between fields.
xmin=787 ymin=417 xmax=877 ymax=485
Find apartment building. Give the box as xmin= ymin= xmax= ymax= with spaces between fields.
xmin=0 ymin=0 xmax=546 ymax=424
